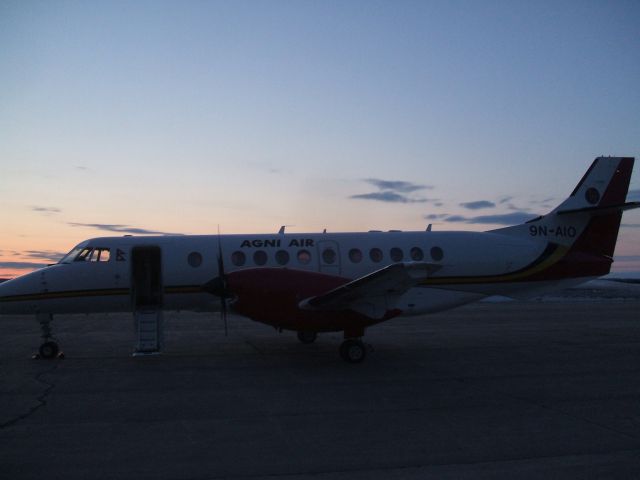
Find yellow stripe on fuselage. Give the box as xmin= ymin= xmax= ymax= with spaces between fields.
xmin=420 ymin=243 xmax=569 ymax=286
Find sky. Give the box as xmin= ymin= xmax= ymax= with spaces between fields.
xmin=1 ymin=0 xmax=639 ymax=278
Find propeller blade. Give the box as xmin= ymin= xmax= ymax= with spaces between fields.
xmin=221 ymin=291 xmax=228 ymax=337
xmin=217 ymin=233 xmax=228 ymax=336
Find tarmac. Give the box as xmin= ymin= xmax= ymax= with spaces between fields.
xmin=1 ymin=295 xmax=639 ymax=479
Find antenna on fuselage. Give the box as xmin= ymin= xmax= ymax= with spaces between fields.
xmin=278 ymin=225 xmax=285 ymax=234
xmin=426 ymin=224 xmax=433 ymax=232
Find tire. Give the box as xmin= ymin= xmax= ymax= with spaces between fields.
xmin=39 ymin=341 xmax=59 ymax=359
xmin=339 ymin=339 xmax=366 ymax=363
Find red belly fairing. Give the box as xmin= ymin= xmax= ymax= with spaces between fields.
xmin=227 ymin=268 xmax=397 ymax=333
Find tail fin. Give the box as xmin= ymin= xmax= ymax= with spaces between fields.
xmin=555 ymin=156 xmax=635 ymax=215
xmin=496 ymin=157 xmax=638 ymax=278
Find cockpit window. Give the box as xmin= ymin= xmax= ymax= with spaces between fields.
xmin=59 ymin=247 xmax=112 ymax=263
xmin=59 ymin=247 xmax=84 ymax=264
xmin=76 ymin=248 xmax=93 ymax=261
xmin=93 ymin=248 xmax=111 ymax=262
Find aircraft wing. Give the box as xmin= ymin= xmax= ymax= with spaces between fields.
xmin=299 ymin=262 xmax=441 ymax=319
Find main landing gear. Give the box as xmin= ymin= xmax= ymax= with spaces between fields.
xmin=339 ymin=339 xmax=367 ymax=363
xmin=339 ymin=327 xmax=369 ymax=364
xmin=295 ymin=330 xmax=368 ymax=363
xmin=34 ymin=313 xmax=63 ymax=359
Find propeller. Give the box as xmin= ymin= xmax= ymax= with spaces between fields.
xmin=200 ymin=231 xmax=231 ymax=336
xmin=216 ymin=232 xmax=228 ymax=336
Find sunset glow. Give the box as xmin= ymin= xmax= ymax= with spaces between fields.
xmin=2 ymin=2 xmax=639 ymax=279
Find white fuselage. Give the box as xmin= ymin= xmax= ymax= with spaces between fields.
xmin=0 ymin=229 xmax=586 ymax=320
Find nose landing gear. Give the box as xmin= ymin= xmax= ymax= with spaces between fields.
xmin=39 ymin=340 xmax=60 ymax=359
xmin=34 ymin=313 xmax=63 ymax=359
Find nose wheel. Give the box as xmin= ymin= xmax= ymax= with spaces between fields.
xmin=34 ymin=313 xmax=64 ymax=359
xmin=39 ymin=341 xmax=60 ymax=359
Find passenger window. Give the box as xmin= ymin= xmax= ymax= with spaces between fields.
xmin=275 ymin=250 xmax=290 ymax=265
xmin=410 ymin=247 xmax=424 ymax=261
xmin=188 ymin=252 xmax=202 ymax=268
xmin=348 ymin=248 xmax=362 ymax=263
xmin=297 ymin=250 xmax=311 ymax=265
xmin=253 ymin=250 xmax=268 ymax=266
xmin=430 ymin=246 xmax=444 ymax=261
xmin=231 ymin=251 xmax=246 ymax=266
xmin=322 ymin=248 xmax=336 ymax=264
xmin=390 ymin=247 xmax=403 ymax=262
xmin=369 ymin=248 xmax=383 ymax=263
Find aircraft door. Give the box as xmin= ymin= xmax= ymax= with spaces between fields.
xmin=131 ymin=246 xmax=163 ymax=310
xmin=317 ymin=240 xmax=341 ymax=276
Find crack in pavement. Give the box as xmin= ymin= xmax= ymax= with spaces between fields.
xmin=0 ymin=362 xmax=60 ymax=430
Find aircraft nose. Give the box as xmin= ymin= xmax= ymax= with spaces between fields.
xmin=0 ymin=270 xmax=46 ymax=315
xmin=0 ymin=280 xmax=7 ymax=314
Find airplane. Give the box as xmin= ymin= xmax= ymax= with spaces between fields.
xmin=0 ymin=156 xmax=638 ymax=363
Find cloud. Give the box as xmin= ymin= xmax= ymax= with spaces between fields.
xmin=498 ymin=196 xmax=513 ymax=204
xmin=440 ymin=211 xmax=537 ymax=225
xmin=443 ymin=215 xmax=468 ymax=223
xmin=351 ymin=178 xmax=434 ymax=203
xmin=0 ymin=261 xmax=47 ymax=270
xmin=627 ymin=189 xmax=640 ymax=202
xmin=247 ymin=161 xmax=288 ymax=175
xmin=23 ymin=250 xmax=67 ymax=262
xmin=31 ymin=206 xmax=61 ymax=215
xmin=68 ymin=223 xmax=181 ymax=235
xmin=621 ymin=223 xmax=640 ymax=229
xmin=350 ymin=192 xmax=430 ymax=203
xmin=468 ymin=212 xmax=538 ymax=224
xmin=424 ymin=214 xmax=448 ymax=220
xmin=459 ymin=200 xmax=496 ymax=210
xmin=363 ymin=179 xmax=432 ymax=193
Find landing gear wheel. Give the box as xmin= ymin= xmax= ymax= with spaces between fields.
xmin=297 ymin=331 xmax=318 ymax=344
xmin=39 ymin=341 xmax=59 ymax=359
xmin=340 ymin=339 xmax=366 ymax=364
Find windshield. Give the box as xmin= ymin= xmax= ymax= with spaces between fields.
xmin=59 ymin=245 xmax=112 ymax=263
xmin=59 ymin=247 xmax=85 ymax=264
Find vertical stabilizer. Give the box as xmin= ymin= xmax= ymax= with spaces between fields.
xmin=494 ymin=157 xmax=637 ymax=278
xmin=555 ymin=157 xmax=635 ymax=213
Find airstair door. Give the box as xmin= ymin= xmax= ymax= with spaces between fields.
xmin=131 ymin=246 xmax=163 ymax=354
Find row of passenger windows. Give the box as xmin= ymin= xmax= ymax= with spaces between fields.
xmin=227 ymin=246 xmax=444 ymax=267
xmin=61 ymin=245 xmax=445 ymax=268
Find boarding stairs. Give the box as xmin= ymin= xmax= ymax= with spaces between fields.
xmin=134 ymin=309 xmax=164 ymax=355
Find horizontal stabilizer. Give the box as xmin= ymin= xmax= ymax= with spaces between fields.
xmin=300 ymin=262 xmax=441 ymax=312
xmin=556 ymin=201 xmax=640 ymax=216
